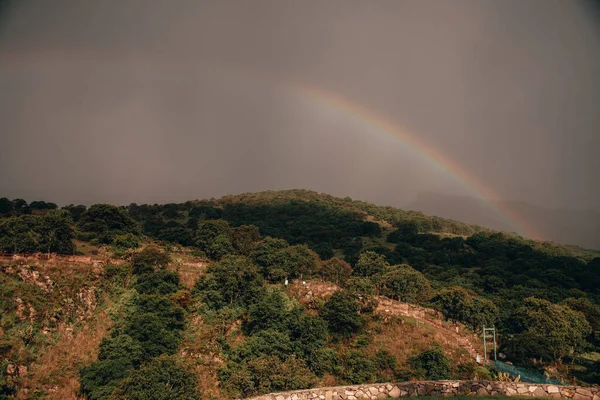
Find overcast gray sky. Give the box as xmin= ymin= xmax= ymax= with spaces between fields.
xmin=1 ymin=0 xmax=599 ymax=218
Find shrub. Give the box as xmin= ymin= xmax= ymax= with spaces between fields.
xmin=320 ymin=291 xmax=362 ymax=336
xmin=353 ymin=251 xmax=389 ymax=277
xmin=409 ymin=344 xmax=451 ymax=380
xmin=131 ymin=246 xmax=171 ymax=275
xmin=133 ymin=270 xmax=180 ymax=295
xmin=79 ymin=358 xmax=135 ymax=400
xmin=110 ymin=355 xmax=199 ymax=400
xmin=337 ymin=351 xmax=378 ymax=384
xmin=219 ymin=355 xmax=317 ymax=398
xmin=112 ymin=233 xmax=141 ymax=250
xmin=380 ymin=265 xmax=431 ymax=304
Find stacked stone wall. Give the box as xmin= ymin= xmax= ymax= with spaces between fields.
xmin=245 ymin=381 xmax=600 ymax=400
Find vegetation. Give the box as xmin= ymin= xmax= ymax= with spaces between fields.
xmin=79 ymin=247 xmax=197 ymax=400
xmin=1 ymin=190 xmax=600 ymax=398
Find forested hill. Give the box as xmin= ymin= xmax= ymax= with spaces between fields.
xmin=127 ymin=189 xmax=597 ymax=259
xmin=1 ymin=190 xmax=600 ymax=397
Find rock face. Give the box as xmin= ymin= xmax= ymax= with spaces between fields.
xmin=241 ymin=381 xmax=600 ymax=400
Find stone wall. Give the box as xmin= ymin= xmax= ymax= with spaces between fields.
xmin=245 ymin=381 xmax=600 ymax=400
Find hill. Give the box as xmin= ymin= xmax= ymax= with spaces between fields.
xmin=0 ymin=190 xmax=599 ymax=399
xmin=408 ymin=192 xmax=600 ymax=250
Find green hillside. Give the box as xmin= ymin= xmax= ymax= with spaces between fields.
xmin=0 ymin=190 xmax=599 ymax=399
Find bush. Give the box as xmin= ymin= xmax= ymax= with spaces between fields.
xmin=219 ymin=355 xmax=317 ymax=398
xmin=112 ymin=233 xmax=141 ymax=250
xmin=77 ymin=204 xmax=140 ymax=244
xmin=133 ymin=270 xmax=179 ymax=295
xmin=337 ymin=351 xmax=378 ymax=384
xmin=409 ymin=344 xmax=451 ymax=380
xmin=110 ymin=355 xmax=199 ymax=400
xmin=320 ymin=291 xmax=362 ymax=336
xmin=353 ymin=251 xmax=389 ymax=277
xmin=193 ymin=256 xmax=264 ymax=309
xmin=131 ymin=246 xmax=171 ymax=275
xmin=79 ymin=358 xmax=135 ymax=400
xmin=380 ymin=265 xmax=431 ymax=304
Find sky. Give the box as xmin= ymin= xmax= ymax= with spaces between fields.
xmin=0 ymin=0 xmax=599 ymax=244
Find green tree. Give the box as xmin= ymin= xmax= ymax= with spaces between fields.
xmin=562 ymin=297 xmax=600 ymax=333
xmin=509 ymin=297 xmax=592 ymax=362
xmin=231 ymin=225 xmax=261 ymax=255
xmin=353 ymin=251 xmax=389 ymax=277
xmin=39 ymin=209 xmax=75 ymax=254
xmin=111 ymin=233 xmax=141 ymax=250
xmin=320 ymin=291 xmax=362 ymax=336
xmin=77 ymin=204 xmax=140 ymax=243
xmin=194 ymin=256 xmax=264 ymax=309
xmin=195 ymin=219 xmax=234 ymax=259
xmin=433 ymin=287 xmax=498 ymax=331
xmin=337 ymin=351 xmax=378 ymax=384
xmin=320 ymin=257 xmax=352 ymax=285
xmin=79 ymin=358 xmax=135 ymax=400
xmin=380 ymin=265 xmax=431 ymax=304
xmin=274 ymin=244 xmax=320 ymax=280
xmin=110 ymin=355 xmax=199 ymax=400
xmin=133 ymin=270 xmax=180 ymax=295
xmin=131 ymin=246 xmax=171 ymax=275
xmin=0 ymin=215 xmax=42 ymax=253
xmin=245 ymin=290 xmax=294 ymax=335
xmin=219 ymin=355 xmax=317 ymax=398
xmin=410 ymin=344 xmax=451 ymax=380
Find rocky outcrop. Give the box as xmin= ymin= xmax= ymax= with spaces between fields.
xmin=244 ymin=381 xmax=600 ymax=400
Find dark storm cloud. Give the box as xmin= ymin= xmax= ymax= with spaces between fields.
xmin=0 ymin=0 xmax=599 ymax=245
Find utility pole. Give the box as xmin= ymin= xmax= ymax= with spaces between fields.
xmin=482 ymin=326 xmax=497 ymax=364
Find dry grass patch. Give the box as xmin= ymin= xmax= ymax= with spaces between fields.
xmin=17 ymin=312 xmax=111 ymax=400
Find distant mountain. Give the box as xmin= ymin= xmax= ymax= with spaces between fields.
xmin=408 ymin=192 xmax=600 ymax=250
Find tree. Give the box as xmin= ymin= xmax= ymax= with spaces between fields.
xmin=110 ymin=355 xmax=199 ymax=400
xmin=231 ymin=225 xmax=261 ymax=255
xmin=562 ymin=297 xmax=600 ymax=333
xmin=250 ymin=237 xmax=289 ymax=279
xmin=409 ymin=344 xmax=451 ymax=380
xmin=219 ymin=355 xmax=317 ymax=398
xmin=353 ymin=251 xmax=389 ymax=277
xmin=133 ymin=270 xmax=180 ymax=295
xmin=61 ymin=204 xmax=87 ymax=222
xmin=320 ymin=291 xmax=362 ymax=336
xmin=29 ymin=200 xmax=58 ymax=211
xmin=195 ymin=219 xmax=234 ymax=259
xmin=77 ymin=204 xmax=140 ymax=243
xmin=194 ymin=256 xmax=264 ymax=309
xmin=380 ymin=265 xmax=431 ymax=304
xmin=0 ymin=197 xmax=13 ymax=216
xmin=275 ymin=244 xmax=320 ymax=280
xmin=112 ymin=233 xmax=141 ymax=250
xmin=337 ymin=351 xmax=378 ymax=384
xmin=245 ymin=290 xmax=294 ymax=335
xmin=433 ymin=287 xmax=498 ymax=331
xmin=344 ymin=277 xmax=379 ymax=313
xmin=320 ymin=258 xmax=352 ymax=285
xmin=79 ymin=357 xmax=135 ymax=400
xmin=131 ymin=246 xmax=171 ymax=275
xmin=0 ymin=215 xmax=42 ymax=253
xmin=508 ymin=297 xmax=592 ymax=362
xmin=39 ymin=209 xmax=75 ymax=254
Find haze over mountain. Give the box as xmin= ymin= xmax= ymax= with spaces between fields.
xmin=1 ymin=0 xmax=599 ymax=245
xmin=408 ymin=193 xmax=600 ymax=249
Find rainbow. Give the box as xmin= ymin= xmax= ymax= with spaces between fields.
xmin=289 ymin=83 xmax=541 ymax=240
xmin=0 ymin=52 xmax=541 ymax=238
